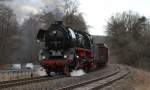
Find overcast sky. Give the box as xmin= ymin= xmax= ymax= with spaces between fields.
xmin=79 ymin=0 xmax=150 ymax=35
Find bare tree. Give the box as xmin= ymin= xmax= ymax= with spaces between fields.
xmin=63 ymin=0 xmax=88 ymax=32
xmin=106 ymin=11 xmax=150 ymax=67
xmin=63 ymin=0 xmax=79 ymax=15
xmin=0 ymin=4 xmax=20 ymax=64
xmin=64 ymin=13 xmax=87 ymax=32
xmin=39 ymin=12 xmax=55 ymax=30
xmin=38 ymin=0 xmax=87 ymax=32
xmin=106 ymin=11 xmax=150 ymax=68
xmin=18 ymin=16 xmax=41 ymax=64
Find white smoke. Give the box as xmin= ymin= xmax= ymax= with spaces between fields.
xmin=36 ymin=67 xmax=86 ymax=76
xmin=2 ymin=0 xmax=65 ymax=24
xmin=70 ymin=69 xmax=86 ymax=76
xmin=36 ymin=67 xmax=47 ymax=76
xmin=36 ymin=66 xmax=86 ymax=76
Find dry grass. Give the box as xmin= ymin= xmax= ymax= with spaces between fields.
xmin=109 ymin=55 xmax=150 ymax=90
xmin=133 ymin=69 xmax=150 ymax=90
xmin=101 ymin=66 xmax=150 ymax=90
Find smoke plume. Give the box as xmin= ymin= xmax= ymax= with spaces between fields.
xmin=2 ymin=0 xmax=65 ymax=24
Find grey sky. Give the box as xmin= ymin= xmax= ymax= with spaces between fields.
xmin=79 ymin=0 xmax=150 ymax=35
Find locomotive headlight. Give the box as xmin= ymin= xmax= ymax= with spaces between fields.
xmin=76 ymin=55 xmax=79 ymax=58
xmin=64 ymin=55 xmax=67 ymax=59
xmin=42 ymin=56 xmax=46 ymax=59
xmin=37 ymin=40 xmax=40 ymax=43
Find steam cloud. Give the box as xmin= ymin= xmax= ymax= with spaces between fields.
xmin=36 ymin=67 xmax=47 ymax=76
xmin=2 ymin=0 xmax=65 ymax=24
xmin=70 ymin=69 xmax=86 ymax=76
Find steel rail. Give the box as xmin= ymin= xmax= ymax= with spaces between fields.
xmin=57 ymin=65 xmax=121 ymax=90
xmin=0 ymin=75 xmax=66 ymax=89
xmin=90 ymin=66 xmax=130 ymax=90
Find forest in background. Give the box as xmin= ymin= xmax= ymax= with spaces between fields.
xmin=106 ymin=11 xmax=150 ymax=70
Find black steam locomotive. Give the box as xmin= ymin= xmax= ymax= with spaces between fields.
xmin=37 ymin=21 xmax=108 ymax=76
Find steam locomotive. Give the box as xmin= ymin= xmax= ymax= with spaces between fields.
xmin=37 ymin=21 xmax=108 ymax=76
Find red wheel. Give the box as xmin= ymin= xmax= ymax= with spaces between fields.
xmin=90 ymin=62 xmax=96 ymax=70
xmin=46 ymin=69 xmax=52 ymax=77
xmin=84 ymin=65 xmax=89 ymax=72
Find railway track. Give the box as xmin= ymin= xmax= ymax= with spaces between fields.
xmin=0 ymin=65 xmax=130 ymax=90
xmin=0 ymin=75 xmax=66 ymax=89
xmin=58 ymin=65 xmax=130 ymax=90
